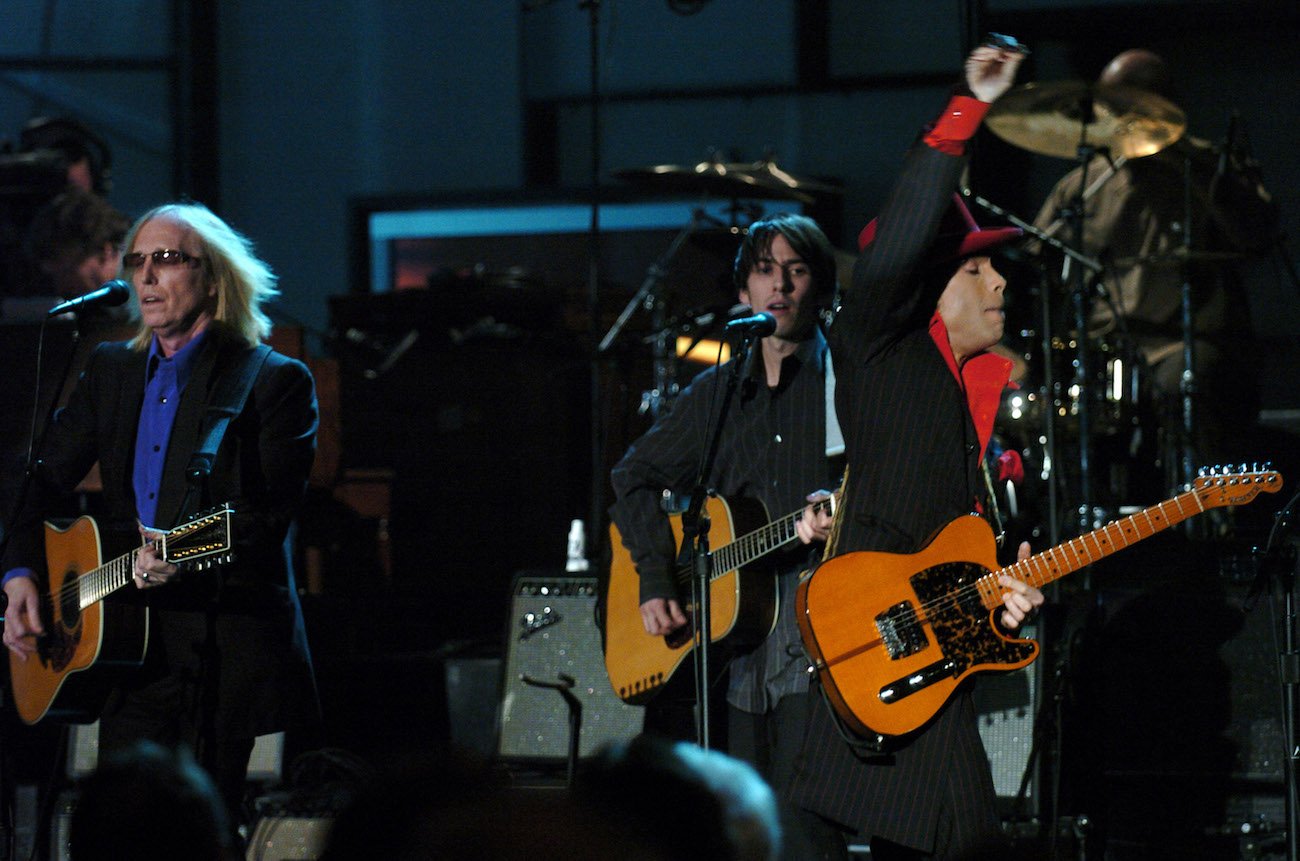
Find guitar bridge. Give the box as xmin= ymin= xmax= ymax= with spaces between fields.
xmin=876 ymin=601 xmax=928 ymax=659
xmin=879 ymin=658 xmax=960 ymax=704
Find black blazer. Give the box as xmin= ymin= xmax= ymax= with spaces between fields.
xmin=5 ymin=325 xmax=319 ymax=737
xmin=785 ymin=143 xmax=1002 ymax=851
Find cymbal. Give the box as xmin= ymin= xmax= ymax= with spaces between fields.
xmin=613 ymin=158 xmax=841 ymax=204
xmin=986 ymin=80 xmax=1186 ymax=160
xmin=742 ymin=158 xmax=844 ymax=198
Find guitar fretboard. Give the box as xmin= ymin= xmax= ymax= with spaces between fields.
xmin=973 ymin=471 xmax=1280 ymax=610
xmin=674 ymin=498 xmax=835 ymax=587
xmin=77 ymin=546 xmax=148 ymax=610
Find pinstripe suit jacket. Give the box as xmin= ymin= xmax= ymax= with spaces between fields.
xmin=785 ymin=141 xmax=1003 ymax=851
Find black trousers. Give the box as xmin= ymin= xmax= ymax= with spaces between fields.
xmin=729 ymin=693 xmax=851 ymax=861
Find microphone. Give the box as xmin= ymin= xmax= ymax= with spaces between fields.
xmin=47 ymin=280 xmax=131 ymax=317
xmin=724 ymin=311 xmax=777 ymax=337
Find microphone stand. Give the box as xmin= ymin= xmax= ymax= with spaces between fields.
xmin=520 ymin=674 xmax=583 ymax=788
xmin=679 ymin=329 xmax=760 ymax=750
xmin=1279 ymin=547 xmax=1299 ymax=861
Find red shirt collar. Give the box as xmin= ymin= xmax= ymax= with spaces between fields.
xmin=927 ymin=311 xmax=1012 ymax=459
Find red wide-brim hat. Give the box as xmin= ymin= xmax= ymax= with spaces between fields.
xmin=857 ymin=192 xmax=1022 ymax=260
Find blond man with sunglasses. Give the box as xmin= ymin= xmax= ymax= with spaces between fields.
xmin=3 ymin=202 xmax=319 ymax=841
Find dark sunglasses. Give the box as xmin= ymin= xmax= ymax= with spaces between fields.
xmin=121 ymin=249 xmax=202 ymax=269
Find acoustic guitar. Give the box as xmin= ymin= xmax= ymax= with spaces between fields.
xmin=605 ymin=492 xmax=836 ymax=704
xmin=7 ymin=505 xmax=234 ymax=725
xmin=797 ymin=467 xmax=1281 ymax=744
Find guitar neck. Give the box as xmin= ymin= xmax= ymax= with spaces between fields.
xmin=677 ymin=497 xmax=835 ymax=587
xmin=78 ymin=545 xmax=147 ymax=610
xmin=986 ymin=485 xmax=1209 ymax=605
xmin=711 ymin=507 xmax=806 ymax=576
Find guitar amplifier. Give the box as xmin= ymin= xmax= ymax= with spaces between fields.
xmin=973 ymin=623 xmax=1040 ymax=813
xmin=497 ymin=575 xmax=643 ymax=762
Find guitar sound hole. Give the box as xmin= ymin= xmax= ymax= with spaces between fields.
xmin=59 ymin=569 xmax=81 ymax=629
xmin=665 ymin=624 xmax=694 ymax=649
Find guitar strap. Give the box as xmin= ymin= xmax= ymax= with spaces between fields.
xmin=979 ymin=457 xmax=1007 ymax=547
xmin=179 ymin=343 xmax=273 ymax=516
xmin=821 ymin=465 xmax=848 ymax=561
xmin=180 ymin=342 xmax=271 ymax=772
xmin=824 ymin=349 xmax=844 ymax=458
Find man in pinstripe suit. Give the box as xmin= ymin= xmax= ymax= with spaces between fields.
xmin=785 ymin=45 xmax=1043 ymax=859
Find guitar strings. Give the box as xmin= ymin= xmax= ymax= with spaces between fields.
xmin=671 ymin=496 xmax=837 ymax=589
xmin=881 ymin=487 xmax=1210 ymax=642
xmin=48 ymin=543 xmax=151 ymax=613
xmin=35 ymin=505 xmax=235 ymax=620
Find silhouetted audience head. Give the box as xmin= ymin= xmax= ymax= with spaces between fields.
xmin=68 ymin=740 xmax=234 ymax=861
xmin=573 ymin=734 xmax=782 ymax=861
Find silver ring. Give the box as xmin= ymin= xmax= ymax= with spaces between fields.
xmin=141 ymin=571 xmax=150 ymax=581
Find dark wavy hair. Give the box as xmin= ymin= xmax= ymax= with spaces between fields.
xmin=732 ymin=213 xmax=838 ymax=312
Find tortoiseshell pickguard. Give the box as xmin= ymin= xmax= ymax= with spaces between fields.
xmin=909 ymin=561 xmax=1035 ymax=673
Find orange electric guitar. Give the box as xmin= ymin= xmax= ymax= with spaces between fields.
xmin=7 ymin=505 xmax=234 ymax=725
xmin=797 ymin=467 xmax=1282 ymax=745
xmin=605 ymin=492 xmax=836 ymax=704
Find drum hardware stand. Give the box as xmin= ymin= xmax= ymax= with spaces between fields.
xmin=1062 ymin=134 xmax=1104 ymax=547
xmin=1253 ymin=497 xmax=1300 ymax=861
xmin=600 ymin=208 xmax=722 ymax=418
xmin=1176 ymin=148 xmax=1201 ymax=513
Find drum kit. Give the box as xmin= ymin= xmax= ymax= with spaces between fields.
xmin=981 ymin=77 xmax=1212 ymax=543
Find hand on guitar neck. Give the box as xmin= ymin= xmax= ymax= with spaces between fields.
xmin=998 ymin=541 xmax=1041 ymax=630
xmin=133 ymin=523 xmax=178 ymax=589
xmin=638 ymin=489 xmax=838 ymax=637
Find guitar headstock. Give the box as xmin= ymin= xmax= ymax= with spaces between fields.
xmin=161 ymin=504 xmax=235 ymax=567
xmin=1193 ymin=464 xmax=1283 ymax=508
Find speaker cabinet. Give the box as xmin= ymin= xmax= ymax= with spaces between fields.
xmin=973 ymin=629 xmax=1040 ymax=814
xmin=497 ymin=576 xmax=643 ymax=761
xmin=245 ymin=816 xmax=333 ymax=861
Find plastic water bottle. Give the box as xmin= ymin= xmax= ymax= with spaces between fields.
xmin=565 ymin=519 xmax=589 ymax=572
